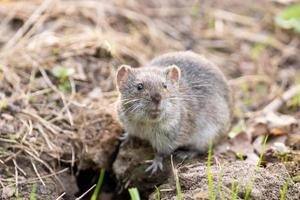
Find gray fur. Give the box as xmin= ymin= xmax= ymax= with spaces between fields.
xmin=116 ymin=51 xmax=232 ymax=166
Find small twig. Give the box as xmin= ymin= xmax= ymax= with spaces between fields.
xmin=24 ymin=149 xmax=65 ymax=190
xmin=0 ymin=0 xmax=55 ymax=54
xmin=263 ymin=84 xmax=300 ymax=114
xmin=20 ymin=140 xmax=40 ymax=158
xmin=21 ymin=109 xmax=61 ymax=134
xmin=228 ymin=75 xmax=271 ymax=86
xmin=4 ymin=150 xmax=22 ymax=163
xmin=75 ymin=184 xmax=96 ymax=200
xmin=71 ymin=144 xmax=75 ymax=168
xmin=13 ymin=159 xmax=27 ymax=177
xmin=0 ymin=138 xmax=17 ymax=144
xmin=55 ymin=192 xmax=66 ymax=200
xmin=26 ymin=88 xmax=52 ymax=99
xmin=214 ymin=9 xmax=256 ymax=26
xmin=230 ymin=28 xmax=285 ymax=50
xmin=6 ymin=168 xmax=69 ymax=187
xmin=39 ymin=67 xmax=74 ymax=126
xmin=0 ymin=179 xmax=4 ymax=188
xmin=36 ymin=124 xmax=55 ymax=150
xmin=12 ymin=159 xmax=19 ymax=197
xmin=31 ymin=160 xmax=46 ymax=186
xmin=21 ymin=119 xmax=33 ymax=143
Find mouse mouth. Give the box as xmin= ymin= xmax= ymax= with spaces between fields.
xmin=149 ymin=109 xmax=161 ymax=114
xmin=149 ymin=109 xmax=161 ymax=118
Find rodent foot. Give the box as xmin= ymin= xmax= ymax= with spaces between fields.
xmin=175 ymin=150 xmax=198 ymax=160
xmin=145 ymin=155 xmax=163 ymax=174
xmin=119 ymin=132 xmax=129 ymax=141
xmin=118 ymin=132 xmax=130 ymax=147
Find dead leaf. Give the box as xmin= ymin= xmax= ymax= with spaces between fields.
xmin=253 ymin=135 xmax=288 ymax=155
xmin=270 ymin=127 xmax=288 ymax=136
xmin=250 ymin=112 xmax=298 ymax=137
xmin=225 ymin=131 xmax=259 ymax=163
xmin=286 ymin=131 xmax=300 ymax=149
xmin=230 ymin=131 xmax=253 ymax=155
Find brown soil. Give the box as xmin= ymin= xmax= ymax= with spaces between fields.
xmin=149 ymin=160 xmax=300 ymax=200
xmin=0 ymin=0 xmax=300 ymax=199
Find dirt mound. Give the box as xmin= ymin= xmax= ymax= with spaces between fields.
xmin=1 ymin=0 xmax=300 ymax=199
xmin=149 ymin=161 xmax=300 ymax=200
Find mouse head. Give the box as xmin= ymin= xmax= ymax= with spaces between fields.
xmin=116 ymin=64 xmax=181 ymax=121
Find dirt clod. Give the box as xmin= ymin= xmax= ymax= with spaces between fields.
xmin=1 ymin=0 xmax=300 ymax=199
xmin=150 ymin=161 xmax=300 ymax=200
xmin=113 ymin=138 xmax=172 ymax=198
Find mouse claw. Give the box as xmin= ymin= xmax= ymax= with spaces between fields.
xmin=175 ymin=150 xmax=198 ymax=160
xmin=118 ymin=132 xmax=130 ymax=147
xmin=119 ymin=132 xmax=129 ymax=141
xmin=145 ymin=160 xmax=163 ymax=174
xmin=145 ymin=155 xmax=163 ymax=174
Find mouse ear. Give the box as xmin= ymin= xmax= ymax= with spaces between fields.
xmin=166 ymin=65 xmax=181 ymax=83
xmin=116 ymin=65 xmax=132 ymax=88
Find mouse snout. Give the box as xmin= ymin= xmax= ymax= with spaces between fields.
xmin=151 ymin=93 xmax=162 ymax=105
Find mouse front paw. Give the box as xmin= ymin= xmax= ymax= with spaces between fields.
xmin=175 ymin=150 xmax=198 ymax=160
xmin=118 ymin=132 xmax=130 ymax=147
xmin=145 ymin=154 xmax=163 ymax=174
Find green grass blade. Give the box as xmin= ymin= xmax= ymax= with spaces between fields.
xmin=15 ymin=190 xmax=22 ymax=200
xmin=30 ymin=183 xmax=37 ymax=200
xmin=275 ymin=3 xmax=300 ymax=33
xmin=245 ymin=135 xmax=269 ymax=200
xmin=155 ymin=186 xmax=161 ymax=200
xmin=175 ymin=173 xmax=182 ymax=200
xmin=230 ymin=178 xmax=236 ymax=200
xmin=171 ymin=155 xmax=182 ymax=200
xmin=292 ymin=175 xmax=300 ymax=182
xmin=207 ymin=142 xmax=215 ymax=200
xmin=129 ymin=188 xmax=141 ymax=200
xmin=280 ymin=176 xmax=300 ymax=200
xmin=280 ymin=180 xmax=289 ymax=200
xmin=257 ymin=135 xmax=269 ymax=167
xmin=91 ymin=168 xmax=105 ymax=200
xmin=215 ymin=164 xmax=224 ymax=198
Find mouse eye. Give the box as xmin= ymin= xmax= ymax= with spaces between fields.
xmin=136 ymin=83 xmax=144 ymax=91
xmin=162 ymin=82 xmax=167 ymax=89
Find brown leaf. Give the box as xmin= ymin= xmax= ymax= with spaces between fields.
xmin=250 ymin=112 xmax=298 ymax=137
xmin=270 ymin=127 xmax=288 ymax=136
xmin=253 ymin=135 xmax=288 ymax=155
xmin=230 ymin=131 xmax=253 ymax=155
xmin=225 ymin=131 xmax=259 ymax=163
xmin=286 ymin=131 xmax=300 ymax=149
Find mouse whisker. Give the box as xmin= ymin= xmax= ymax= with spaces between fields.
xmin=122 ymin=99 xmax=140 ymax=106
xmin=122 ymin=103 xmax=138 ymax=114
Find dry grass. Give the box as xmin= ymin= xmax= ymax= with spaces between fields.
xmin=0 ymin=0 xmax=299 ymax=198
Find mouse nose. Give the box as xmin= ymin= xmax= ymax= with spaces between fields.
xmin=151 ymin=93 xmax=162 ymax=105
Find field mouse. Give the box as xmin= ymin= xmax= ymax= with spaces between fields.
xmin=116 ymin=51 xmax=232 ymax=173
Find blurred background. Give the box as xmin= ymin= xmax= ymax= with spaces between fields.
xmin=0 ymin=0 xmax=300 ymax=199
